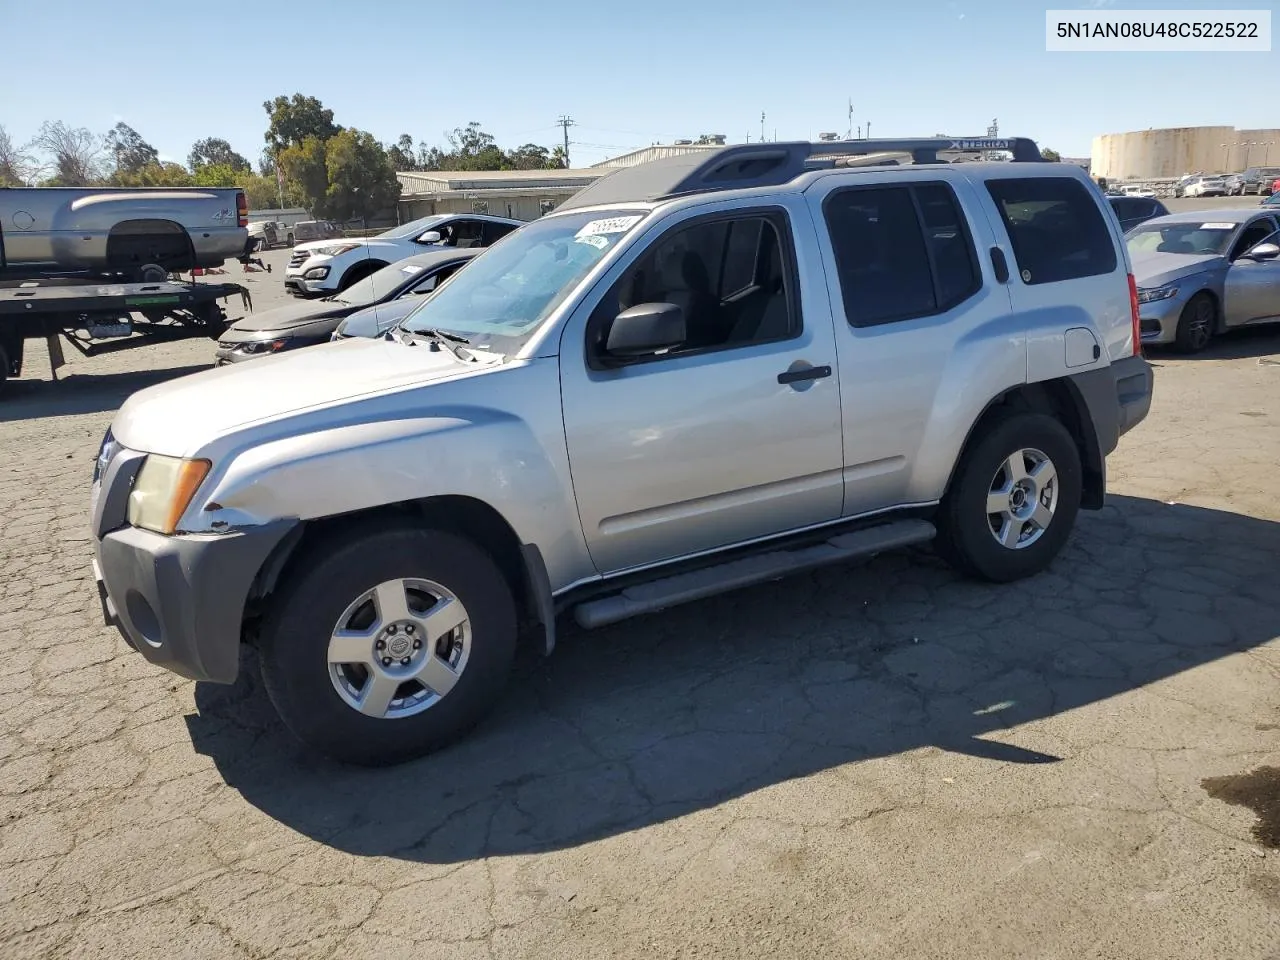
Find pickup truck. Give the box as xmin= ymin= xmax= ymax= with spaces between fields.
xmin=0 ymin=185 xmax=248 ymax=280
xmin=91 ymin=136 xmax=1153 ymax=766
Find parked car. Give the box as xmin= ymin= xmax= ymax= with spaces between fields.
xmin=1127 ymin=208 xmax=1280 ymax=352
xmin=330 ymin=250 xmax=478 ymax=341
xmin=1259 ymin=193 xmax=1280 ymax=208
xmin=215 ymin=249 xmax=481 ymax=363
xmin=247 ymin=221 xmax=282 ymax=251
xmin=1172 ymin=174 xmax=1202 ymax=198
xmin=284 ymin=213 xmax=521 ymax=298
xmin=1107 ymin=195 xmax=1169 ymax=233
xmin=1235 ymin=167 xmax=1280 ymax=196
xmin=1223 ymin=174 xmax=1246 ymax=196
xmin=1183 ymin=176 xmax=1227 ymax=198
xmin=0 ymin=185 xmax=247 ymax=280
xmin=1120 ymin=184 xmax=1157 ymax=199
xmin=90 ymin=137 xmax=1152 ymax=765
xmin=291 ymin=220 xmax=344 ymax=245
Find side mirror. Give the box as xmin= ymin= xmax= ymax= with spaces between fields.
xmin=605 ymin=303 xmax=685 ymax=360
xmin=419 ymin=230 xmax=442 ymax=244
xmin=1247 ymin=242 xmax=1280 ymax=261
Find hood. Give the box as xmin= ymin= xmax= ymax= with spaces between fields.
xmin=292 ymin=237 xmax=402 ymax=255
xmin=113 ymin=337 xmax=492 ymax=457
xmin=1129 ymin=250 xmax=1225 ymax=288
xmin=226 ymin=298 xmax=354 ymax=333
xmin=336 ymin=298 xmax=423 ymax=339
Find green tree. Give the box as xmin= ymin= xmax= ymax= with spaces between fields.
xmin=386 ymin=133 xmax=418 ymax=171
xmin=277 ymin=135 xmax=329 ymax=212
xmin=1040 ymin=147 xmax=1062 ymax=162
xmin=105 ymin=122 xmax=159 ymax=176
xmin=263 ymin=94 xmax=341 ymax=152
xmin=189 ymin=137 xmax=250 ymax=173
xmin=549 ymin=145 xmax=569 ymax=169
xmin=504 ymin=143 xmax=552 ymax=170
xmin=322 ymin=129 xmax=401 ymax=222
xmin=192 ymin=163 xmax=243 ymax=187
xmin=111 ymin=162 xmax=195 ymax=188
xmin=422 ymin=122 xmax=505 ymax=171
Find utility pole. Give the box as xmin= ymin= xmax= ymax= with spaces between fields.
xmin=866 ymin=121 xmax=871 ymax=140
xmin=847 ymin=99 xmax=853 ymax=140
xmin=556 ymin=115 xmax=575 ymax=167
xmin=761 ymin=111 xmax=766 ymax=144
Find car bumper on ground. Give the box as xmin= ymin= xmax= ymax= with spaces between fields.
xmin=93 ymin=519 xmax=296 ymax=684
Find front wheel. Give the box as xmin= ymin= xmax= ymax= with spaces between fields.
xmin=1174 ymin=292 xmax=1216 ymax=354
xmin=259 ymin=527 xmax=518 ymax=766
xmin=936 ymin=412 xmax=1082 ymax=583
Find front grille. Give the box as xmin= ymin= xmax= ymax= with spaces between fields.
xmin=288 ymin=252 xmax=310 ymax=269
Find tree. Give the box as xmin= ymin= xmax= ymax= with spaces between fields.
xmin=30 ymin=121 xmax=102 ymax=186
xmin=263 ymin=94 xmax=341 ymax=152
xmin=192 ymin=163 xmax=243 ymax=187
xmin=277 ymin=135 xmax=329 ymax=213
xmin=386 ymin=133 xmax=418 ymax=172
xmin=1041 ymin=147 xmax=1062 ymax=162
xmin=111 ymin=162 xmax=195 ymax=188
xmin=549 ymin=145 xmax=569 ymax=169
xmin=504 ymin=143 xmax=552 ymax=170
xmin=421 ymin=122 xmax=506 ymax=171
xmin=322 ymin=129 xmax=401 ymax=223
xmin=189 ymin=137 xmax=250 ymax=173
xmin=0 ymin=125 xmax=33 ymax=186
xmin=105 ymin=122 xmax=158 ymax=176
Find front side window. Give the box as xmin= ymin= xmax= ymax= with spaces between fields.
xmin=587 ymin=210 xmax=798 ymax=360
xmin=823 ymin=183 xmax=979 ymax=327
xmin=986 ymin=177 xmax=1117 ymax=285
xmin=1231 ymin=220 xmax=1278 ymax=259
xmin=400 ymin=209 xmax=647 ymax=353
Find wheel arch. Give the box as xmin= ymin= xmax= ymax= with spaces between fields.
xmin=338 ymin=259 xmax=388 ymax=290
xmin=942 ymin=378 xmax=1106 ymax=511
xmin=245 ymin=495 xmax=556 ymax=654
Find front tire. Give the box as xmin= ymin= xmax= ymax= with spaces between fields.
xmin=936 ymin=412 xmax=1082 ymax=583
xmin=259 ymin=527 xmax=518 ymax=766
xmin=1174 ymin=292 xmax=1216 ymax=354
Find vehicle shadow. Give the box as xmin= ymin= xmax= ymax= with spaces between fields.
xmin=1146 ymin=325 xmax=1280 ymax=362
xmin=0 ymin=364 xmax=210 ymax=422
xmin=188 ymin=494 xmax=1280 ymax=863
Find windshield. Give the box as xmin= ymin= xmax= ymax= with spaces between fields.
xmin=1126 ymin=221 xmax=1238 ymax=256
xmin=400 ymin=208 xmax=648 ymax=352
xmin=333 ymin=259 xmax=427 ymax=306
xmin=377 ymin=215 xmax=448 ymax=240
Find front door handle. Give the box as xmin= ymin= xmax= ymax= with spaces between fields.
xmin=777 ymin=364 xmax=832 ymax=385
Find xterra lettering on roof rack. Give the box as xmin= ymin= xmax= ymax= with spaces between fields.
xmin=556 ymin=136 xmax=1045 ymax=212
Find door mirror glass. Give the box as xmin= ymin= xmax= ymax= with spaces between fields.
xmin=1247 ymin=242 xmax=1280 ymax=260
xmin=605 ymin=303 xmax=686 ymax=360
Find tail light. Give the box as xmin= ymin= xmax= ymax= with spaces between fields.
xmin=236 ymin=191 xmax=248 ymax=228
xmin=1127 ymin=273 xmax=1142 ymax=356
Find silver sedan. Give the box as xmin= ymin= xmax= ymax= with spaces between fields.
xmin=1128 ymin=209 xmax=1280 ymax=352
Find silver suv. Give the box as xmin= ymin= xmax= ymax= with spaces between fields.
xmin=90 ymin=137 xmax=1153 ymax=765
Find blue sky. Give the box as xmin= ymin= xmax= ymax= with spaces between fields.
xmin=2 ymin=0 xmax=1274 ymax=168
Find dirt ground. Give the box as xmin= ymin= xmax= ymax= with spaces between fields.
xmin=1 ymin=249 xmax=1278 ymax=959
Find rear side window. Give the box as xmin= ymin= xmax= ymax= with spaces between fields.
xmin=986 ymin=177 xmax=1117 ymax=285
xmin=823 ymin=183 xmax=980 ymax=327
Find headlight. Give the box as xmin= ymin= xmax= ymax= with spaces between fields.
xmin=126 ymin=455 xmax=211 ymax=535
xmin=1136 ymin=283 xmax=1179 ymax=304
xmin=303 ymin=266 xmax=330 ymax=280
xmin=240 ymin=338 xmax=290 ymax=354
xmin=313 ymin=244 xmax=359 ymax=257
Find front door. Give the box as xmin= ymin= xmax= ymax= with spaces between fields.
xmin=559 ymin=200 xmax=844 ymax=575
xmin=1224 ymin=217 xmax=1280 ymax=327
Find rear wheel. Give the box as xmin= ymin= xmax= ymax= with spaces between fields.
xmin=1174 ymin=292 xmax=1216 ymax=354
xmin=936 ymin=411 xmax=1082 ymax=583
xmin=258 ymin=527 xmax=518 ymax=766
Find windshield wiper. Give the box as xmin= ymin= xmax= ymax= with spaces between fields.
xmin=398 ymin=327 xmax=473 ymax=361
xmin=413 ymin=327 xmax=470 ymax=344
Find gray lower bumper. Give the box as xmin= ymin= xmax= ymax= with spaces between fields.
xmin=1069 ymin=353 xmax=1154 ymax=458
xmin=93 ymin=519 xmax=296 ymax=683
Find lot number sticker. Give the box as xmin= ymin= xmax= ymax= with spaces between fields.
xmin=575 ymin=215 xmax=643 ymax=238
xmin=1201 ymin=222 xmax=1235 ymax=230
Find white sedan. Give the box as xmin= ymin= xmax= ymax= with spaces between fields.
xmin=284 ymin=213 xmax=522 ymax=297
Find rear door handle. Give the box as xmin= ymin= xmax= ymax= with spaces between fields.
xmin=777 ymin=365 xmax=832 ymax=384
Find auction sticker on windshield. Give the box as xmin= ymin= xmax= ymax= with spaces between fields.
xmin=1201 ymin=222 xmax=1236 ymax=230
xmin=575 ymin=215 xmax=644 ymax=238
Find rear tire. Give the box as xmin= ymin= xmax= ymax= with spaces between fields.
xmin=1174 ymin=292 xmax=1216 ymax=354
xmin=936 ymin=411 xmax=1082 ymax=583
xmin=258 ymin=527 xmax=518 ymax=766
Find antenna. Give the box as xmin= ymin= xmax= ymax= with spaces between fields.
xmin=556 ymin=115 xmax=576 ymax=167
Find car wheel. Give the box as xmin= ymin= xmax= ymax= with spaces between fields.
xmin=935 ymin=411 xmax=1082 ymax=583
xmin=1174 ymin=292 xmax=1216 ymax=354
xmin=258 ymin=527 xmax=518 ymax=766
xmin=0 ymin=341 xmax=9 ymax=395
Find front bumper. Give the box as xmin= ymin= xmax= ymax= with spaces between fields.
xmin=1137 ymin=289 xmax=1196 ymax=345
xmin=93 ymin=520 xmax=296 ymax=683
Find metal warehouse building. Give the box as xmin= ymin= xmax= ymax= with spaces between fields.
xmin=1091 ymin=126 xmax=1280 ymax=180
xmin=395 ymin=168 xmax=605 ymax=222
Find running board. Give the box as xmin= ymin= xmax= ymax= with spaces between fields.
xmin=572 ymin=519 xmax=937 ymax=630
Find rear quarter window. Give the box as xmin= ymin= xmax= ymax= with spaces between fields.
xmin=986 ymin=177 xmax=1118 ymax=285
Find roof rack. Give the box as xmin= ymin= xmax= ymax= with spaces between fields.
xmin=557 ymin=137 xmax=1043 ymax=212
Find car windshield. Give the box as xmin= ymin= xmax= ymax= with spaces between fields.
xmin=1126 ymin=221 xmax=1238 ymax=256
xmin=332 ymin=260 xmax=427 ymax=306
xmin=377 ymin=215 xmax=448 ymax=240
xmin=399 ymin=208 xmax=648 ymax=352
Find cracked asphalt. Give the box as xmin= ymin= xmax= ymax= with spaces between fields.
xmin=2 ymin=256 xmax=1278 ymax=958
